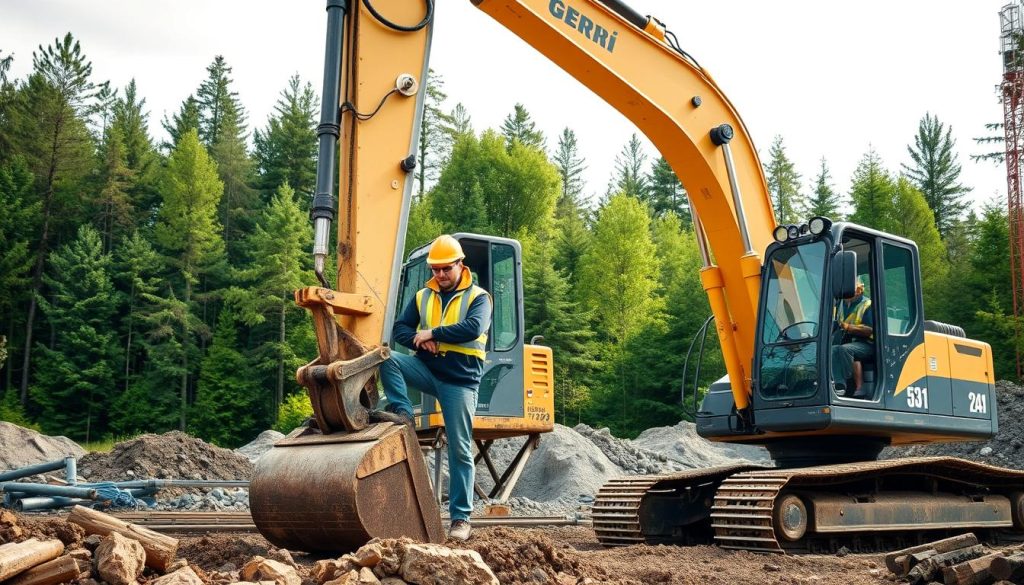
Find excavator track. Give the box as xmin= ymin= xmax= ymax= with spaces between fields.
xmin=597 ymin=457 xmax=1024 ymax=552
xmin=712 ymin=457 xmax=1024 ymax=553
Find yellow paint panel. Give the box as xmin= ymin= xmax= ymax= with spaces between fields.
xmin=893 ymin=343 xmax=928 ymax=396
xmin=946 ymin=337 xmax=993 ymax=385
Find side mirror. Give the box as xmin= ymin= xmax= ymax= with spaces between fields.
xmin=831 ymin=250 xmax=857 ymax=299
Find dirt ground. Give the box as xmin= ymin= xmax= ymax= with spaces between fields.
xmin=175 ymin=526 xmax=891 ymax=585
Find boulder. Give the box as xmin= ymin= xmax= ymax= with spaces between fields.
xmin=241 ymin=557 xmax=301 ymax=585
xmin=94 ymin=532 xmax=145 ymax=585
xmin=400 ymin=544 xmax=498 ymax=585
xmin=150 ymin=567 xmax=205 ymax=585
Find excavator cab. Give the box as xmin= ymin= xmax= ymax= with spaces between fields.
xmin=697 ymin=219 xmax=998 ymax=465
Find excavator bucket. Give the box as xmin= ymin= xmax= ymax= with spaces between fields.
xmin=249 ymin=287 xmax=444 ymax=552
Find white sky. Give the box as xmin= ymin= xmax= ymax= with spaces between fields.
xmin=1 ymin=1 xmax=1011 ymax=214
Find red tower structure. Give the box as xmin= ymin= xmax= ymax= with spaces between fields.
xmin=1001 ymin=2 xmax=1024 ymax=378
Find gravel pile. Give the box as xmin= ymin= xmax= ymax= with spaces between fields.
xmin=152 ymin=487 xmax=251 ymax=511
xmin=882 ymin=380 xmax=1024 ymax=468
xmin=234 ymin=430 xmax=284 ymax=463
xmin=631 ymin=421 xmax=770 ymax=467
xmin=572 ymin=424 xmax=681 ymax=474
xmin=0 ymin=422 xmax=84 ymax=471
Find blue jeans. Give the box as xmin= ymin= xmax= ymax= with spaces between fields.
xmin=378 ymin=352 xmax=478 ymax=521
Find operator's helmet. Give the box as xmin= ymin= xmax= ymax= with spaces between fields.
xmin=426 ymin=234 xmax=465 ymax=265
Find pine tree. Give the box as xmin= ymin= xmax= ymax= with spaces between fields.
xmin=806 ymin=157 xmax=841 ymax=219
xmin=552 ymin=127 xmax=587 ymax=218
xmin=523 ymin=235 xmax=597 ymax=424
xmin=446 ymin=103 xmax=473 ymax=141
xmin=610 ymin=134 xmax=649 ymax=201
xmin=94 ymin=127 xmax=135 ymax=251
xmin=764 ymin=135 xmax=803 ymax=224
xmin=902 ymin=113 xmax=971 ymax=238
xmin=890 ymin=178 xmax=949 ymax=316
xmin=114 ymin=232 xmax=163 ymax=398
xmin=848 ymin=148 xmax=897 ymax=233
xmin=254 ymin=75 xmax=318 ymax=202
xmin=161 ymin=94 xmax=200 ymax=151
xmin=154 ymin=129 xmax=225 ymax=430
xmin=12 ymin=33 xmax=100 ymax=405
xmin=500 ymin=103 xmax=545 ymax=150
xmin=230 ymin=183 xmax=315 ymax=416
xmin=0 ymin=50 xmax=11 ymax=84
xmin=32 ymin=226 xmax=119 ymax=442
xmin=0 ymin=158 xmax=38 ymax=393
xmin=646 ymin=156 xmax=688 ymax=222
xmin=405 ymin=194 xmax=445 ymax=256
xmin=197 ymin=56 xmax=247 ymax=147
xmin=417 ymin=69 xmax=454 ymax=200
xmin=111 ymin=80 xmax=159 ymax=220
xmin=190 ymin=309 xmax=258 ymax=447
xmin=210 ymin=105 xmax=256 ymax=264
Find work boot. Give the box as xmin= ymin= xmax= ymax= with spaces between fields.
xmin=448 ymin=519 xmax=471 ymax=541
xmin=368 ymin=409 xmax=414 ymax=426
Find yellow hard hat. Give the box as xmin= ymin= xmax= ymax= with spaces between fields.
xmin=426 ymin=234 xmax=465 ymax=265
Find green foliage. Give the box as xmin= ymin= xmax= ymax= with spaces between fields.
xmin=902 ymin=113 xmax=970 ymax=237
xmin=32 ymin=225 xmax=120 ymax=442
xmin=890 ymin=178 xmax=949 ymax=315
xmin=405 ymin=195 xmax=445 ymax=257
xmin=431 ymin=130 xmax=559 ymax=237
xmin=764 ymin=135 xmax=803 ymax=224
xmin=190 ymin=309 xmax=259 ymax=447
xmin=0 ymin=157 xmax=38 ymax=318
xmin=229 ymin=183 xmax=315 ymax=417
xmin=806 ymin=158 xmax=841 ymax=219
xmin=274 ymin=391 xmax=313 ymax=433
xmin=552 ymin=127 xmax=587 ymax=216
xmin=848 ymin=148 xmax=897 ymax=233
xmin=500 ymin=103 xmax=545 ymax=151
xmin=417 ymin=69 xmax=454 ymax=199
xmin=197 ymin=56 xmax=247 ymax=147
xmin=94 ymin=127 xmax=135 ymax=250
xmin=254 ymin=75 xmax=317 ymax=201
xmin=610 ymin=134 xmax=648 ymax=201
xmin=522 ymin=234 xmax=598 ymax=424
xmin=0 ymin=389 xmax=38 ymax=430
xmin=577 ymin=194 xmax=662 ymax=344
xmin=646 ymin=156 xmax=688 ymax=222
xmin=161 ymin=95 xmax=200 ymax=151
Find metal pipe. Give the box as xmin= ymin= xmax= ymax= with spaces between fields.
xmin=64 ymin=456 xmax=77 ymax=485
xmin=311 ymin=0 xmax=349 ymax=287
xmin=14 ymin=496 xmax=88 ymax=512
xmin=0 ymin=482 xmax=97 ymax=499
xmin=690 ymin=199 xmax=712 ymax=268
xmin=0 ymin=459 xmax=68 ymax=482
xmin=112 ymin=479 xmax=249 ymax=489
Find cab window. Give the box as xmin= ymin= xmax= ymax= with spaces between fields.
xmin=490 ymin=243 xmax=518 ymax=351
xmin=882 ymin=244 xmax=917 ymax=335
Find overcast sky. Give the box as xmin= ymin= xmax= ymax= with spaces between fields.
xmin=1 ymin=1 xmax=1012 ymax=216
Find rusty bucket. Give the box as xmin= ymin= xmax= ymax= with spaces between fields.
xmin=249 ymin=422 xmax=444 ymax=552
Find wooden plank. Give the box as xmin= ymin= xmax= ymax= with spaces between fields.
xmin=68 ymin=505 xmax=178 ymax=571
xmin=7 ymin=555 xmax=88 ymax=585
xmin=0 ymin=539 xmax=64 ymax=581
xmin=885 ymin=533 xmax=979 ymax=574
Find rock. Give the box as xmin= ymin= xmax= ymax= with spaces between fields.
xmin=353 ymin=544 xmax=383 ymax=568
xmin=166 ymin=559 xmax=190 ymax=573
xmin=835 ymin=546 xmax=851 ymax=557
xmin=69 ymin=548 xmax=93 ymax=562
xmin=357 ymin=568 xmax=379 ymax=584
xmin=868 ymin=569 xmax=882 ymax=577
xmin=0 ymin=510 xmax=23 ymax=543
xmin=324 ymin=570 xmax=359 ymax=585
xmin=269 ymin=549 xmax=298 ymax=569
xmin=220 ymin=563 xmax=239 ymax=573
xmin=95 ymin=532 xmax=146 ymax=585
xmin=82 ymin=534 xmax=103 ymax=550
xmin=312 ymin=559 xmax=358 ymax=584
xmin=379 ymin=579 xmax=407 ymax=585
xmin=400 ymin=544 xmax=498 ymax=585
xmin=763 ymin=564 xmax=782 ymax=572
xmin=150 ymin=567 xmax=206 ymax=585
xmin=241 ymin=558 xmax=301 ymax=585
xmin=555 ymin=573 xmax=578 ymax=585
xmin=981 ymin=446 xmax=994 ymax=456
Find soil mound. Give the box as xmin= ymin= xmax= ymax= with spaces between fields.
xmin=79 ymin=431 xmax=254 ymax=482
xmin=0 ymin=422 xmax=84 ymax=471
xmin=882 ymin=380 xmax=1024 ymax=468
xmin=574 ymin=424 xmax=680 ymax=474
xmin=630 ymin=420 xmax=770 ymax=467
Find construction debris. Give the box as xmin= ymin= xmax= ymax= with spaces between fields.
xmin=67 ymin=505 xmax=178 ymax=571
xmin=882 ymin=532 xmax=1022 ymax=585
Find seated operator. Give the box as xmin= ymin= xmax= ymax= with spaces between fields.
xmin=832 ymin=278 xmax=874 ymax=399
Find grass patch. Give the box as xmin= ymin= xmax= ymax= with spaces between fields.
xmin=82 ymin=434 xmax=138 ymax=453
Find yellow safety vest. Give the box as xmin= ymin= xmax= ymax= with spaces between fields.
xmin=839 ymin=296 xmax=873 ymax=341
xmin=415 ymin=282 xmax=489 ymax=360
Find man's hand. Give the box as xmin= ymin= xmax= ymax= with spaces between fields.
xmin=413 ymin=329 xmax=435 ymax=349
xmin=421 ymin=340 xmax=439 ymax=354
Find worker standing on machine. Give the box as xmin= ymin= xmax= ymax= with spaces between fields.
xmin=371 ymin=234 xmax=492 ymax=541
xmin=831 ymin=278 xmax=874 ymax=399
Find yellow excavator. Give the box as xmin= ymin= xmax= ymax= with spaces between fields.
xmin=250 ymin=0 xmax=1024 ymax=553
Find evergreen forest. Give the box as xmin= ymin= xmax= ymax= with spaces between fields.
xmin=0 ymin=35 xmax=1016 ymax=446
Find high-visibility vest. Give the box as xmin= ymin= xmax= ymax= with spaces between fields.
xmin=415 ymin=285 xmax=489 ymax=360
xmin=839 ymin=296 xmax=873 ymax=341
